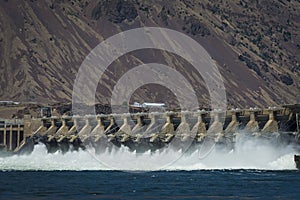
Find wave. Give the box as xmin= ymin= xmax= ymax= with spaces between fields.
xmin=0 ymin=135 xmax=297 ymax=171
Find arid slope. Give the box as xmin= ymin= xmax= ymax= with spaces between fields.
xmin=0 ymin=0 xmax=299 ymax=109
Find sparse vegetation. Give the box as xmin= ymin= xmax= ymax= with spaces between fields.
xmin=280 ymin=74 xmax=294 ymax=85
xmin=0 ymin=0 xmax=299 ymax=107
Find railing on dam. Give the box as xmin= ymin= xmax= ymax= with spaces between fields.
xmin=0 ymin=104 xmax=299 ymax=152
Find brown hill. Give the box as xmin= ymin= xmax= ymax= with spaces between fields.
xmin=0 ymin=0 xmax=299 ymax=109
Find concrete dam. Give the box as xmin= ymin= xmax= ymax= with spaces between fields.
xmin=0 ymin=104 xmax=300 ymax=155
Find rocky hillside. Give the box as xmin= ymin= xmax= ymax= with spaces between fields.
xmin=0 ymin=0 xmax=299 ymax=109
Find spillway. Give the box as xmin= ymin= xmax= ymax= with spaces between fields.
xmin=0 ymin=104 xmax=299 ymax=156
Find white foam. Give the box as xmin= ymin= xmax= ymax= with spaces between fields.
xmin=0 ymin=135 xmax=298 ymax=171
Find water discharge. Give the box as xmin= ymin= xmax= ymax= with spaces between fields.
xmin=0 ymin=133 xmax=297 ymax=171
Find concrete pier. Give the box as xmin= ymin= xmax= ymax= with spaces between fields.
xmin=191 ymin=111 xmax=207 ymax=142
xmin=245 ymin=109 xmax=260 ymax=133
xmin=118 ymin=115 xmax=132 ymax=142
xmin=92 ymin=116 xmax=105 ymax=142
xmin=261 ymin=108 xmax=279 ymax=133
xmin=175 ymin=111 xmax=192 ymax=142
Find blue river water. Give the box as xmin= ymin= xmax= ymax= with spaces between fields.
xmin=1 ymin=170 xmax=300 ymax=199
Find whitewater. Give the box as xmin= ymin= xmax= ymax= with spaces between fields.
xmin=0 ymin=135 xmax=297 ymax=171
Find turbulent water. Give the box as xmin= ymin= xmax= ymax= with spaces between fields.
xmin=0 ymin=134 xmax=297 ymax=171
xmin=1 ymin=134 xmax=299 ymax=199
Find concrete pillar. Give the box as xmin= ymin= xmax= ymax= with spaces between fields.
xmin=9 ymin=125 xmax=13 ymax=151
xmin=33 ymin=119 xmax=47 ymax=137
xmin=3 ymin=124 xmax=6 ymax=148
xmin=118 ymin=115 xmax=131 ymax=135
xmin=17 ymin=124 xmax=20 ymax=148
xmin=191 ymin=111 xmax=207 ymax=142
xmin=161 ymin=112 xmax=175 ymax=143
xmin=145 ymin=113 xmax=161 ymax=134
xmin=176 ymin=112 xmax=191 ymax=142
xmin=207 ymin=111 xmax=224 ymax=142
xmin=67 ymin=117 xmax=78 ymax=135
xmin=23 ymin=115 xmax=32 ymax=138
xmin=207 ymin=111 xmax=223 ymax=135
xmin=148 ymin=113 xmax=164 ymax=142
xmin=132 ymin=114 xmax=147 ymax=142
xmin=56 ymin=118 xmax=69 ymax=135
xmin=147 ymin=113 xmax=156 ymax=130
xmin=262 ymin=109 xmax=278 ymax=133
xmin=119 ymin=115 xmax=133 ymax=142
xmin=132 ymin=114 xmax=144 ymax=134
xmin=105 ymin=115 xmax=120 ymax=142
xmin=93 ymin=116 xmax=106 ymax=142
xmin=78 ymin=116 xmax=96 ymax=142
xmin=43 ymin=118 xmax=57 ymax=136
xmin=225 ymin=110 xmax=240 ymax=134
xmin=105 ymin=116 xmax=118 ymax=133
xmin=245 ymin=110 xmax=259 ymax=133
xmin=78 ymin=116 xmax=92 ymax=137
xmin=91 ymin=116 xmax=105 ymax=136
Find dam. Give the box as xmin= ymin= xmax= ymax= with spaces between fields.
xmin=0 ymin=104 xmax=299 ymax=155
